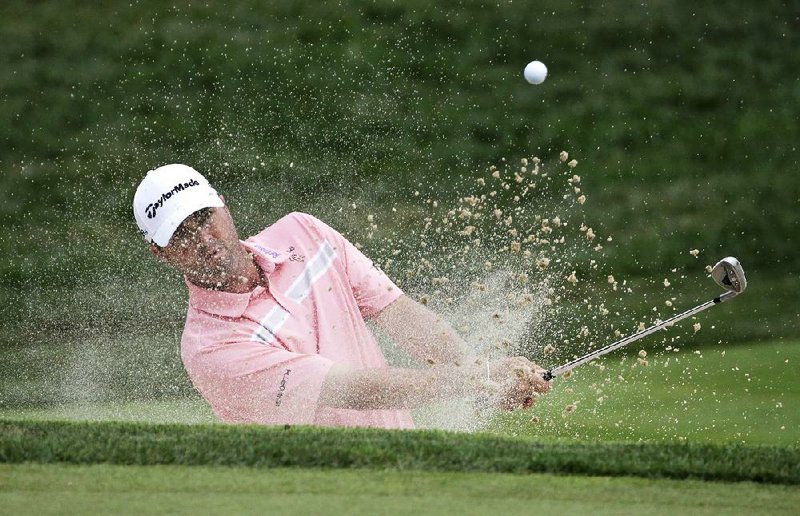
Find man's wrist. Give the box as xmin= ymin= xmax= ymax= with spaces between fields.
xmin=454 ymin=360 xmax=495 ymax=398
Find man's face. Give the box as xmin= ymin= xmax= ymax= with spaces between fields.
xmin=151 ymin=204 xmax=248 ymax=288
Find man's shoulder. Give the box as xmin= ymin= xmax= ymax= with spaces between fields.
xmin=260 ymin=211 xmax=316 ymax=230
xmin=280 ymin=211 xmax=319 ymax=226
xmin=249 ymin=212 xmax=329 ymax=240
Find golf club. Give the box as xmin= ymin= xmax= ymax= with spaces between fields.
xmin=541 ymin=257 xmax=747 ymax=381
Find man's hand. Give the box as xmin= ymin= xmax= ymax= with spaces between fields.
xmin=486 ymin=356 xmax=552 ymax=411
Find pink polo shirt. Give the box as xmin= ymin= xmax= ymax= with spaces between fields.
xmin=180 ymin=212 xmax=414 ymax=429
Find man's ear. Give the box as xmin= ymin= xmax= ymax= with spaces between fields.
xmin=149 ymin=244 xmax=167 ymax=261
xmin=219 ymin=195 xmax=232 ymax=215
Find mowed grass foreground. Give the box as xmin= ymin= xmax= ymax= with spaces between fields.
xmin=1 ymin=419 xmax=798 ymax=485
xmin=3 ymin=464 xmax=800 ymax=516
xmin=2 ymin=341 xmax=798 ymax=513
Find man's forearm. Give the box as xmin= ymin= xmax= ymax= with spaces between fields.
xmin=319 ymin=362 xmax=488 ymax=410
xmin=373 ymin=295 xmax=471 ymax=365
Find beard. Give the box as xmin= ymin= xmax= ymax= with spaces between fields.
xmin=187 ymin=242 xmax=248 ymax=290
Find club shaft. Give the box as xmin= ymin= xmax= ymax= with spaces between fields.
xmin=545 ymin=294 xmax=730 ymax=379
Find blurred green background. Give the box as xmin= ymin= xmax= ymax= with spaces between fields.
xmin=0 ymin=0 xmax=797 ymax=412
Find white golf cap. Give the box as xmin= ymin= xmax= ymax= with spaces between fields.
xmin=133 ymin=164 xmax=224 ymax=247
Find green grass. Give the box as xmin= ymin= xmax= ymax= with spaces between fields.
xmin=3 ymin=463 xmax=800 ymax=515
xmin=495 ymin=339 xmax=800 ymax=447
xmin=0 ymin=7 xmax=797 ymax=502
xmin=0 ymin=0 xmax=798 ymax=348
xmin=2 ymin=340 xmax=797 ymax=508
xmin=4 ymin=340 xmax=797 ymax=447
xmin=1 ymin=419 xmax=798 ymax=484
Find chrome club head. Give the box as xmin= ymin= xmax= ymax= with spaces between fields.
xmin=711 ymin=257 xmax=747 ymax=295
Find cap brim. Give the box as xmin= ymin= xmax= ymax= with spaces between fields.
xmin=151 ymin=193 xmax=225 ymax=247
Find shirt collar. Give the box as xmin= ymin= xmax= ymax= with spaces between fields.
xmin=241 ymin=240 xmax=289 ymax=275
xmin=186 ymin=240 xmax=289 ymax=318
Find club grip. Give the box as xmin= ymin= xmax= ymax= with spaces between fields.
xmin=542 ymin=370 xmax=554 ymax=381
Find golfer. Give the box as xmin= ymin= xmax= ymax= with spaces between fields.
xmin=134 ymin=164 xmax=551 ymax=428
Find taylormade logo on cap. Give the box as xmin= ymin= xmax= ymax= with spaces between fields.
xmin=133 ymin=164 xmax=224 ymax=247
xmin=144 ymin=178 xmax=201 ymax=219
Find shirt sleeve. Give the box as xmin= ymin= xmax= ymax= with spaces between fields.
xmin=184 ymin=339 xmax=335 ymax=426
xmin=300 ymin=213 xmax=403 ymax=318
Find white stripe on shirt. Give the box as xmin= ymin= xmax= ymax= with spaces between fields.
xmin=251 ymin=305 xmax=289 ymax=344
xmin=285 ymin=240 xmax=337 ymax=303
xmin=251 ymin=240 xmax=338 ymax=345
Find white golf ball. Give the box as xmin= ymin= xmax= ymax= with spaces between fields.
xmin=523 ymin=60 xmax=548 ymax=85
